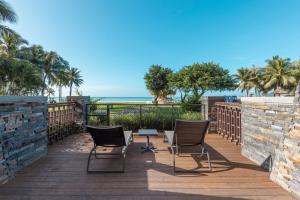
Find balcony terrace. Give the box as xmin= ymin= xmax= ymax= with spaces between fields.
xmin=0 ymin=133 xmax=293 ymax=200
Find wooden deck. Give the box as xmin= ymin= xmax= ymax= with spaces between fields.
xmin=0 ymin=133 xmax=296 ymax=200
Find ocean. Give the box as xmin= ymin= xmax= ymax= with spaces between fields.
xmin=90 ymin=97 xmax=153 ymax=103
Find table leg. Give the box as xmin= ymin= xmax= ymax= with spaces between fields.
xmin=141 ymin=136 xmax=156 ymax=153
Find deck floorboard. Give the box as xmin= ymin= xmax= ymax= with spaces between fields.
xmin=0 ymin=133 xmax=296 ymax=200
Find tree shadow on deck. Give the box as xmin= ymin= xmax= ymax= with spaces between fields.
xmin=0 ymin=134 xmax=282 ymax=200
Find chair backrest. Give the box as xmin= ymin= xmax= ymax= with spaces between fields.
xmin=174 ymin=120 xmax=210 ymax=146
xmin=86 ymin=125 xmax=126 ymax=147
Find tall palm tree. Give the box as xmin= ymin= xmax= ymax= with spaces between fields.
xmin=40 ymin=51 xmax=61 ymax=96
xmin=0 ymin=31 xmax=28 ymax=57
xmin=263 ymin=56 xmax=296 ymax=94
xmin=46 ymin=87 xmax=55 ymax=97
xmin=17 ymin=45 xmax=45 ymax=66
xmin=248 ymin=67 xmax=268 ymax=96
xmin=291 ymin=60 xmax=300 ymax=82
xmin=234 ymin=67 xmax=254 ymax=96
xmin=52 ymin=57 xmax=69 ymax=102
xmin=67 ymin=67 xmax=83 ymax=96
xmin=0 ymin=0 xmax=17 ymax=35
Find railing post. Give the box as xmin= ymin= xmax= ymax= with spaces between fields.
xmin=85 ymin=103 xmax=89 ymax=126
xmin=107 ymin=104 xmax=110 ymax=126
xmin=202 ymin=104 xmax=206 ymax=120
xmin=139 ymin=104 xmax=142 ymax=128
xmin=171 ymin=104 xmax=174 ymax=130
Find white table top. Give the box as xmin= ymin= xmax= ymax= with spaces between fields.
xmin=138 ymin=129 xmax=158 ymax=136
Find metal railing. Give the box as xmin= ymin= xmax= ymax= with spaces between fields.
xmin=48 ymin=103 xmax=81 ymax=144
xmin=86 ymin=103 xmax=205 ymax=131
xmin=215 ymin=102 xmax=241 ymax=145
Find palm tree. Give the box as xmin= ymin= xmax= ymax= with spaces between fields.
xmin=17 ymin=45 xmax=45 ymax=66
xmin=248 ymin=67 xmax=268 ymax=96
xmin=52 ymin=57 xmax=69 ymax=102
xmin=235 ymin=67 xmax=254 ymax=96
xmin=67 ymin=67 xmax=83 ymax=96
xmin=40 ymin=51 xmax=61 ymax=96
xmin=263 ymin=56 xmax=296 ymax=94
xmin=46 ymin=87 xmax=55 ymax=97
xmin=291 ymin=60 xmax=300 ymax=81
xmin=0 ymin=31 xmax=28 ymax=57
xmin=0 ymin=0 xmax=17 ymax=35
xmin=0 ymin=56 xmax=43 ymax=95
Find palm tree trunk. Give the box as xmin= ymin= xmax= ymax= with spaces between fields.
xmin=41 ymin=74 xmax=47 ymax=96
xmin=179 ymin=90 xmax=184 ymax=103
xmin=69 ymin=82 xmax=73 ymax=97
xmin=59 ymin=85 xmax=62 ymax=102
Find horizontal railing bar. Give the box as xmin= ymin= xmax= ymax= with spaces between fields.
xmin=87 ymin=114 xmax=107 ymax=116
xmin=85 ymin=103 xmax=202 ymax=106
xmin=48 ymin=103 xmax=75 ymax=107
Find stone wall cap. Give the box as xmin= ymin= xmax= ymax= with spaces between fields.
xmin=0 ymin=96 xmax=47 ymax=103
xmin=241 ymin=97 xmax=294 ymax=104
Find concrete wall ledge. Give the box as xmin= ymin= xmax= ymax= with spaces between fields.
xmin=0 ymin=96 xmax=47 ymax=103
xmin=241 ymin=97 xmax=294 ymax=104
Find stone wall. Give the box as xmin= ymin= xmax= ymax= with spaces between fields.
xmin=270 ymin=103 xmax=300 ymax=198
xmin=0 ymin=96 xmax=48 ymax=184
xmin=241 ymin=96 xmax=300 ymax=198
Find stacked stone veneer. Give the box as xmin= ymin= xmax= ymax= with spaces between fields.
xmin=0 ymin=97 xmax=48 ymax=184
xmin=241 ymin=96 xmax=300 ymax=198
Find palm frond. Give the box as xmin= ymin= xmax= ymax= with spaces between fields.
xmin=0 ymin=0 xmax=17 ymax=23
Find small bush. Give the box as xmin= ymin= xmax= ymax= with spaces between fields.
xmin=110 ymin=106 xmax=202 ymax=131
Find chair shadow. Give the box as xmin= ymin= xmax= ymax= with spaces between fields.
xmin=0 ymin=133 xmax=272 ymax=200
xmin=164 ymin=142 xmax=266 ymax=176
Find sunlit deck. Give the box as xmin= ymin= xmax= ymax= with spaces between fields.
xmin=0 ymin=133 xmax=295 ymax=200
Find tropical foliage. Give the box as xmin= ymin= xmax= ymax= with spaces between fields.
xmin=0 ymin=0 xmax=17 ymax=35
xmin=67 ymin=67 xmax=83 ymax=96
xmin=0 ymin=1 xmax=83 ymax=99
xmin=144 ymin=65 xmax=173 ymax=104
xmin=145 ymin=62 xmax=236 ymax=103
xmin=88 ymin=106 xmax=202 ymax=131
xmin=235 ymin=56 xmax=299 ymax=96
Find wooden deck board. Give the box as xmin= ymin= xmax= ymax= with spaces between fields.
xmin=0 ymin=133 xmax=296 ymax=200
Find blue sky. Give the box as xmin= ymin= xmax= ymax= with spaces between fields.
xmin=8 ymin=0 xmax=300 ymax=97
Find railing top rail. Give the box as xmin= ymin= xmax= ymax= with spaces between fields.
xmin=85 ymin=103 xmax=203 ymax=106
xmin=48 ymin=102 xmax=75 ymax=107
xmin=214 ymin=102 xmax=241 ymax=109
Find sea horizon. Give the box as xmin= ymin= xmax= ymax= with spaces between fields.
xmin=91 ymin=96 xmax=154 ymax=102
xmin=51 ymin=96 xmax=155 ymax=102
xmin=52 ymin=95 xmax=244 ymax=103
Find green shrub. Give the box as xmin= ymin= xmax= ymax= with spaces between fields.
xmin=109 ymin=106 xmax=202 ymax=131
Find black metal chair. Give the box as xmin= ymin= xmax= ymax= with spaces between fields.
xmin=164 ymin=120 xmax=211 ymax=172
xmin=86 ymin=125 xmax=133 ymax=173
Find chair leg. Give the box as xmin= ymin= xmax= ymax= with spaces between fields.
xmin=86 ymin=147 xmax=96 ymax=173
xmin=121 ymin=147 xmax=126 ymax=172
xmin=122 ymin=152 xmax=126 ymax=172
xmin=173 ymin=145 xmax=212 ymax=173
xmin=171 ymin=146 xmax=176 ymax=173
xmin=206 ymin=150 xmax=212 ymax=171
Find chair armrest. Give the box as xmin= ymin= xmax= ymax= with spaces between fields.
xmin=124 ymin=131 xmax=133 ymax=146
xmin=164 ymin=131 xmax=175 ymax=146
